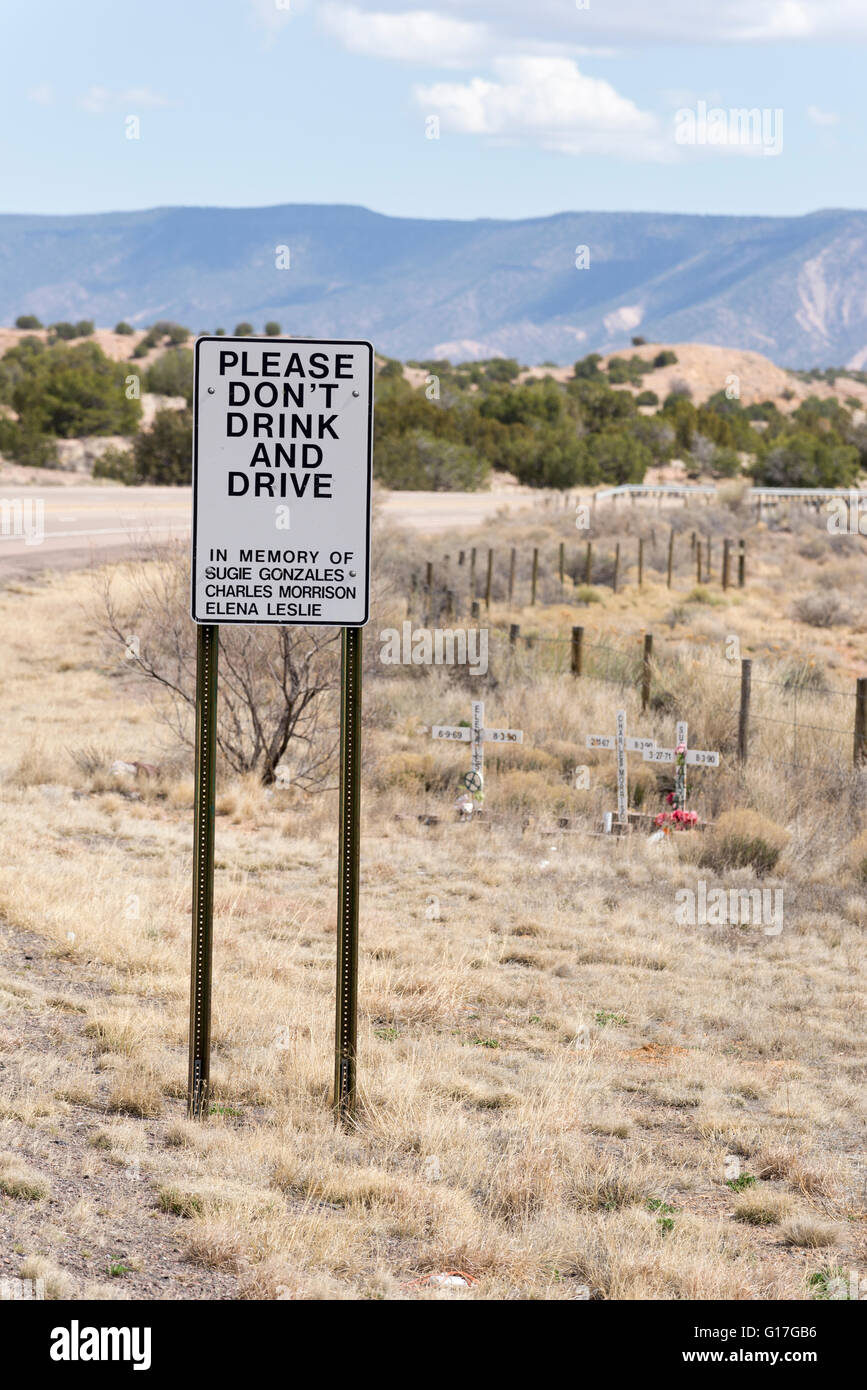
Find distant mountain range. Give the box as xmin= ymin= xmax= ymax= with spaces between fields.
xmin=1 ymin=204 xmax=866 ymax=368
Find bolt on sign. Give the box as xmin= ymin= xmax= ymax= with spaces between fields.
xmin=189 ymin=335 xmax=373 ymax=1126
xmin=192 ymin=336 xmax=373 ymax=625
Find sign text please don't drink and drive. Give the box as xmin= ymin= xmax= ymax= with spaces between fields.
xmin=192 ymin=336 xmax=374 ymax=626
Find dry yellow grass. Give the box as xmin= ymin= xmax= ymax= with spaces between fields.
xmin=0 ymin=518 xmax=864 ymax=1301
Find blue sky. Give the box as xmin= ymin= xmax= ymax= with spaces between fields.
xmin=1 ymin=0 xmax=865 ymax=221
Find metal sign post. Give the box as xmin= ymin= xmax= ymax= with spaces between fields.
xmin=188 ymin=623 xmax=218 ymax=1118
xmin=188 ymin=334 xmax=373 ymax=1123
xmin=334 ymin=627 xmax=362 ymax=1121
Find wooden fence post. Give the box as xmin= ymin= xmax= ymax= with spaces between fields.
xmin=571 ymin=625 xmax=583 ymax=677
xmin=509 ymin=623 xmax=520 ymax=645
xmin=559 ymin=541 xmax=565 ymax=593
xmin=508 ymin=546 xmax=516 ymax=606
xmin=722 ymin=538 xmax=731 ymax=591
xmin=638 ymin=537 xmax=644 ymax=588
xmin=470 ymin=547 xmax=477 ymax=597
xmin=613 ymin=542 xmax=620 ymax=594
xmin=855 ymin=677 xmax=867 ymax=766
xmin=485 ymin=548 xmax=493 ymax=609
xmin=584 ymin=541 xmax=592 ymax=586
xmin=667 ymin=528 xmax=674 ymax=588
xmin=531 ymin=547 xmax=539 ymax=605
xmin=738 ymin=539 xmax=746 ymax=588
xmin=738 ymin=658 xmax=752 ymax=763
xmin=641 ymin=633 xmax=653 ymax=712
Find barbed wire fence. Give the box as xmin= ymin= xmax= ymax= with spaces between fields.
xmin=398 ymin=575 xmax=867 ymax=779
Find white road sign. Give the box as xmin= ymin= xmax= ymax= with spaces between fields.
xmin=191 ymin=336 xmax=374 ymax=626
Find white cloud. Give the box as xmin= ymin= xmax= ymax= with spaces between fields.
xmin=28 ymin=83 xmax=53 ymax=106
xmin=604 ymin=305 xmax=644 ymax=336
xmin=81 ymin=86 xmax=172 ymax=116
xmin=319 ymin=1 xmax=867 ymax=45
xmin=726 ymin=1 xmax=815 ymax=40
xmin=320 ymin=4 xmax=488 ymax=65
xmin=807 ymin=104 xmax=840 ymax=126
xmin=416 ymin=56 xmax=663 ymax=158
xmin=247 ymin=0 xmax=303 ymax=34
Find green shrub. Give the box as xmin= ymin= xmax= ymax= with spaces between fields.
xmin=480 ymin=357 xmax=521 ymax=383
xmin=699 ymin=809 xmax=789 ymax=876
xmin=234 ymin=322 xmax=254 ymax=337
xmin=653 ymin=350 xmax=678 ymax=368
xmin=114 ymin=321 xmax=134 ymax=335
xmin=92 ymin=445 xmax=137 ymax=483
xmin=753 ymin=430 xmax=860 ymax=488
xmin=10 ymin=340 xmax=141 ymax=438
xmin=573 ymin=353 xmax=603 ymax=380
xmin=636 ymin=390 xmax=659 ymax=407
xmin=712 ymin=446 xmax=741 ymax=477
xmin=0 ymin=418 xmax=57 ymax=467
xmin=585 ymin=428 xmax=651 ymax=484
xmin=374 ymin=430 xmax=488 ymax=490
xmin=15 ymin=314 xmax=42 ymax=330
xmin=144 ymin=347 xmax=194 ymax=404
xmin=264 ymin=321 xmax=281 ymax=337
xmin=131 ymin=408 xmax=192 ymax=484
xmin=134 ymin=321 xmax=190 ymax=354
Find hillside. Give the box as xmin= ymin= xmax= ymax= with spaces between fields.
xmin=3 ymin=206 xmax=867 ymax=367
xmin=1 ymin=507 xmax=866 ymax=1302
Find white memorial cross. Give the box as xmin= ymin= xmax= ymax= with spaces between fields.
xmin=431 ymin=699 xmax=523 ymax=780
xmin=642 ymin=720 xmax=719 ymax=810
xmin=586 ymin=709 xmax=655 ymax=823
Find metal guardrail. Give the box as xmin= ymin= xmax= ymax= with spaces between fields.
xmin=595 ymin=483 xmax=867 ymax=502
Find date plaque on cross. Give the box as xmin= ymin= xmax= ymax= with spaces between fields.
xmin=643 ymin=720 xmax=719 ymax=811
xmin=431 ymin=699 xmax=523 ymax=778
xmin=586 ymin=709 xmax=655 ymax=823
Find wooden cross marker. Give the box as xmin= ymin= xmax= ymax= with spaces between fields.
xmin=642 ymin=720 xmax=719 ymax=810
xmin=431 ymin=699 xmax=523 ymax=783
xmin=586 ymin=709 xmax=654 ymax=823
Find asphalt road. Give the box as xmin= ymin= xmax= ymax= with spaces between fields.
xmin=0 ymin=484 xmax=546 ymax=578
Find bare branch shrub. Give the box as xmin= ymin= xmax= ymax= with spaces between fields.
xmin=98 ymin=543 xmax=340 ymax=787
xmin=790 ymin=589 xmax=850 ymax=628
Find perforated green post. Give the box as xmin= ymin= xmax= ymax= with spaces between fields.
xmin=188 ymin=623 xmax=218 ymax=1119
xmin=334 ymin=626 xmax=362 ymax=1122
